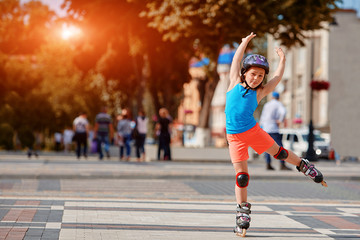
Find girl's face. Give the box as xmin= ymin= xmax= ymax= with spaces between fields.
xmin=244 ymin=67 xmax=265 ymax=88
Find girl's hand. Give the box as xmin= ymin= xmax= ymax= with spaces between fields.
xmin=242 ymin=32 xmax=256 ymax=43
xmin=275 ymin=47 xmax=285 ymax=60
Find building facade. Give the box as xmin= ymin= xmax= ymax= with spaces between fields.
xmin=267 ymin=10 xmax=360 ymax=158
xmin=328 ymin=10 xmax=360 ymax=158
xmin=267 ymin=29 xmax=330 ymax=130
xmin=179 ymin=10 xmax=360 ymax=157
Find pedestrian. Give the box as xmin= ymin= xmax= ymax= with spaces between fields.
xmin=18 ymin=127 xmax=38 ymax=158
xmin=54 ymin=131 xmax=62 ymax=152
xmin=63 ymin=126 xmax=74 ymax=153
xmin=134 ymin=109 xmax=148 ymax=162
xmin=225 ymin=32 xmax=327 ymax=237
xmin=34 ymin=131 xmax=42 ymax=156
xmin=94 ymin=106 xmax=114 ymax=160
xmin=156 ymin=108 xmax=172 ymax=160
xmin=259 ymin=91 xmax=291 ymax=170
xmin=117 ymin=109 xmax=132 ymax=161
xmin=73 ymin=112 xmax=89 ymax=159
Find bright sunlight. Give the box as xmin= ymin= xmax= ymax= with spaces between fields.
xmin=61 ymin=24 xmax=81 ymax=40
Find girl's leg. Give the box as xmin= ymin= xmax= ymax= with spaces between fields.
xmin=232 ymin=161 xmax=248 ymax=204
xmin=232 ymin=160 xmax=251 ymax=236
xmin=265 ymin=142 xmax=301 ymax=166
xmin=265 ymin=142 xmax=326 ymax=184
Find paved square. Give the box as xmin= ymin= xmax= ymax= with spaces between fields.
xmin=1 ymin=197 xmax=360 ymax=239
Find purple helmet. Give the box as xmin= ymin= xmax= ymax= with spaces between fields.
xmin=241 ymin=54 xmax=269 ymax=74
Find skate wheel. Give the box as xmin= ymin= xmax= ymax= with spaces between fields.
xmin=236 ymin=228 xmax=246 ymax=237
xmin=321 ymin=180 xmax=328 ymax=187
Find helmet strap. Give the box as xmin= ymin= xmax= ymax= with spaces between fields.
xmin=242 ymin=78 xmax=263 ymax=97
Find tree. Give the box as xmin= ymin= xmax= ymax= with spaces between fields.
xmin=143 ymin=0 xmax=340 ymax=133
xmin=63 ymin=0 xmax=192 ymax=117
xmin=0 ymin=0 xmax=105 ymax=149
xmin=0 ymin=0 xmax=55 ymax=105
xmin=0 ymin=0 xmax=55 ymax=54
xmin=35 ymin=40 xmax=105 ymax=131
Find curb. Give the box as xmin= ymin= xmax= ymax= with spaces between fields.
xmin=0 ymin=174 xmax=358 ymax=181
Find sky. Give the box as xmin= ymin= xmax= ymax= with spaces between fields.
xmin=20 ymin=0 xmax=360 ymax=18
xmin=20 ymin=0 xmax=68 ymax=17
xmin=341 ymin=0 xmax=360 ymax=17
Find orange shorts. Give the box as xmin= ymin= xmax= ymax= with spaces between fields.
xmin=227 ymin=123 xmax=275 ymax=163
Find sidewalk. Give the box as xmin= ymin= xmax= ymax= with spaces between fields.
xmin=1 ymin=151 xmax=360 ymax=239
xmin=0 ymin=149 xmax=359 ymax=181
xmin=1 ymin=196 xmax=359 ymax=240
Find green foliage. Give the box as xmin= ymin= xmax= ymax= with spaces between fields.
xmin=0 ymin=123 xmax=14 ymax=150
xmin=144 ymin=0 xmax=340 ymax=51
xmin=64 ymin=0 xmax=192 ymax=117
xmin=143 ymin=0 xmax=340 ymax=127
xmin=0 ymin=0 xmax=55 ymax=54
xmin=17 ymin=126 xmax=35 ymax=149
xmin=0 ymin=0 xmax=341 ymax=139
xmin=0 ymin=56 xmax=54 ymax=131
xmin=0 ymin=1 xmax=106 ymax=144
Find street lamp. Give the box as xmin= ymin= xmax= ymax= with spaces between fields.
xmin=306 ymin=37 xmax=316 ymax=161
xmin=306 ymin=37 xmax=330 ymax=161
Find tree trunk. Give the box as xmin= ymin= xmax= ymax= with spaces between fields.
xmin=192 ymin=66 xmax=220 ymax=147
xmin=198 ymin=69 xmax=220 ymax=128
xmin=150 ymin=87 xmax=160 ymax=112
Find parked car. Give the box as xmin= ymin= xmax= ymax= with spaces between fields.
xmin=279 ymin=128 xmax=330 ymax=159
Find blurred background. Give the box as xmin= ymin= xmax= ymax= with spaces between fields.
xmin=0 ymin=0 xmax=359 ymax=161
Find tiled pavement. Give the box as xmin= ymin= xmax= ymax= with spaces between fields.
xmin=1 ymin=178 xmax=360 ymax=202
xmin=1 ymin=153 xmax=360 ymax=239
xmin=0 ymin=198 xmax=360 ymax=239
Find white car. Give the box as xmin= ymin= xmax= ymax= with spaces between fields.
xmin=279 ymin=128 xmax=330 ymax=159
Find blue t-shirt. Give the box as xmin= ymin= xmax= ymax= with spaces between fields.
xmin=225 ymin=84 xmax=258 ymax=134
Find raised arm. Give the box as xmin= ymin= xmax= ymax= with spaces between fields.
xmin=257 ymin=47 xmax=286 ymax=101
xmin=228 ymin=32 xmax=256 ymax=92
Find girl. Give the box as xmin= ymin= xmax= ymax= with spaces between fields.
xmin=225 ymin=32 xmax=326 ymax=236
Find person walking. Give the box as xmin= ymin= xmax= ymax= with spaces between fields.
xmin=259 ymin=91 xmax=291 ymax=170
xmin=54 ymin=132 xmax=62 ymax=152
xmin=156 ymin=108 xmax=172 ymax=160
xmin=117 ymin=109 xmax=132 ymax=161
xmin=73 ymin=112 xmax=89 ymax=159
xmin=18 ymin=127 xmax=38 ymax=158
xmin=94 ymin=106 xmax=114 ymax=160
xmin=63 ymin=126 xmax=74 ymax=153
xmin=225 ymin=32 xmax=327 ymax=236
xmin=134 ymin=109 xmax=148 ymax=162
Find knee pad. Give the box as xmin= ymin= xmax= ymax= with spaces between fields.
xmin=274 ymin=146 xmax=288 ymax=160
xmin=236 ymin=172 xmax=250 ymax=188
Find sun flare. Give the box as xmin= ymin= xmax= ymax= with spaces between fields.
xmin=61 ymin=24 xmax=81 ymax=40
